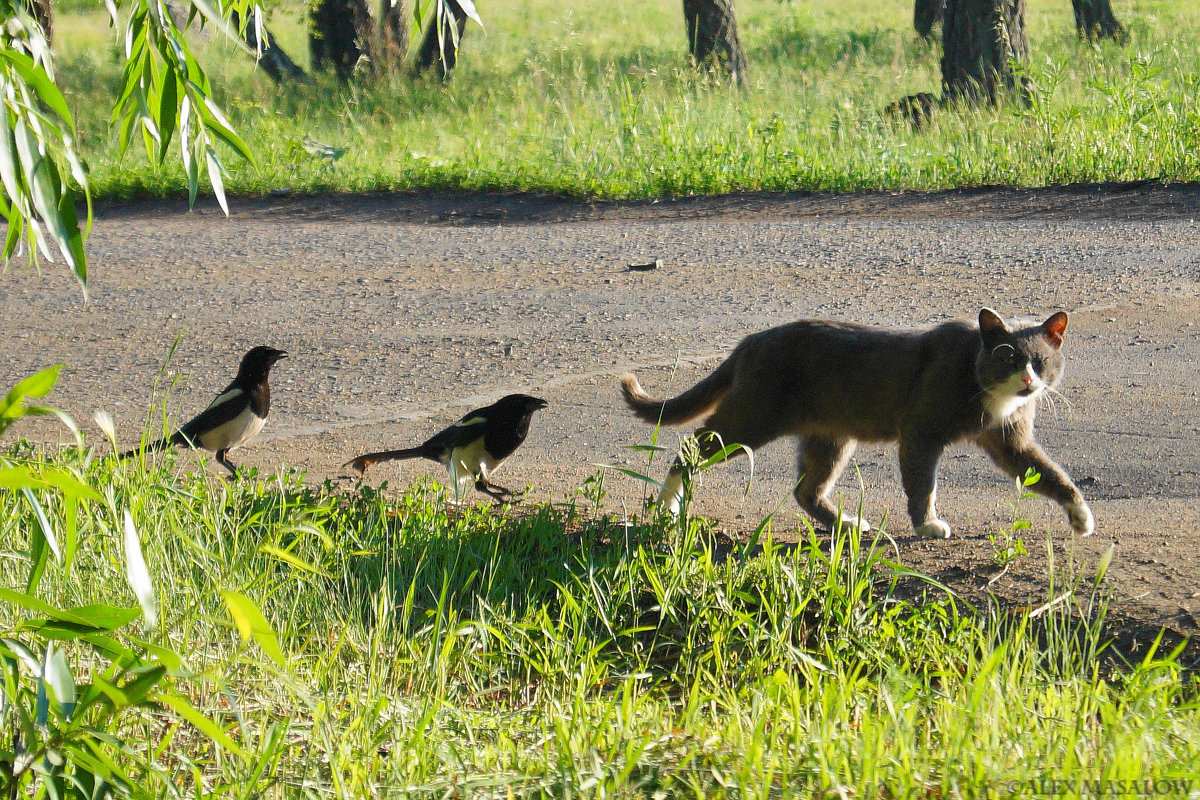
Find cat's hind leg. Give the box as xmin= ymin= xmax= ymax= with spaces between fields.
xmin=658 ymin=424 xmax=762 ymax=514
xmin=794 ymin=436 xmax=869 ymax=532
xmin=658 ymin=461 xmax=687 ymax=515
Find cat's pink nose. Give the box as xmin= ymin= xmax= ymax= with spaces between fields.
xmin=1022 ymin=373 xmax=1033 ymax=386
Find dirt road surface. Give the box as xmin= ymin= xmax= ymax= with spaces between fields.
xmin=4 ymin=184 xmax=1199 ymax=660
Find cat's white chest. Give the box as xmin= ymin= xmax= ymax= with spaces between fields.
xmin=983 ymin=367 xmax=1042 ymax=425
xmin=985 ymin=393 xmax=1030 ymax=424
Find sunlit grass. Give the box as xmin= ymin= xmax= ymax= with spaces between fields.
xmin=3 ymin=437 xmax=1199 ymax=797
xmin=55 ymin=0 xmax=1200 ymax=201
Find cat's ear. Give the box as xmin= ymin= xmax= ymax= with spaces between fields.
xmin=1041 ymin=311 xmax=1068 ymax=348
xmin=978 ymin=308 xmax=1009 ymax=344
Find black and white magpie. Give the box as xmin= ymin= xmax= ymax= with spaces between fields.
xmin=119 ymin=346 xmax=288 ymax=477
xmin=346 ymin=393 xmax=548 ymax=501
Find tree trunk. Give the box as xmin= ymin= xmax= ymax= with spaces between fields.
xmin=682 ymin=0 xmax=747 ymax=85
xmin=413 ymin=0 xmax=468 ymax=79
xmin=914 ymin=0 xmax=945 ymax=40
xmin=375 ymin=0 xmax=409 ymax=71
xmin=941 ymin=0 xmax=1028 ymax=105
xmin=234 ymin=10 xmax=310 ymax=84
xmin=1072 ymin=0 xmax=1127 ymax=43
xmin=310 ymin=0 xmax=373 ymax=80
xmin=26 ymin=0 xmax=52 ymax=42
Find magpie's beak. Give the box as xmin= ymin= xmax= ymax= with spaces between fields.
xmin=272 ymin=350 xmax=289 ymax=361
xmin=533 ymin=398 xmax=549 ymax=410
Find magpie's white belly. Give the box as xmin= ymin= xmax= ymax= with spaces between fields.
xmin=444 ymin=439 xmax=500 ymax=493
xmin=197 ymin=407 xmax=266 ymax=452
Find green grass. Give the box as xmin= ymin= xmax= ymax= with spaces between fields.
xmin=55 ymin=0 xmax=1200 ymax=201
xmin=4 ymin=436 xmax=1199 ymax=797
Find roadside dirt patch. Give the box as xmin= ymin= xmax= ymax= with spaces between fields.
xmin=5 ymin=182 xmax=1200 ymax=665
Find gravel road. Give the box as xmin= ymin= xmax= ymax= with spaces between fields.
xmin=4 ymin=184 xmax=1199 ymax=655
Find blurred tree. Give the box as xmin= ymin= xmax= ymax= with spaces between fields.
xmin=25 ymin=0 xmax=51 ymax=41
xmin=231 ymin=8 xmax=309 ymax=83
xmin=941 ymin=0 xmax=1028 ymax=104
xmin=379 ymin=0 xmax=409 ymax=63
xmin=682 ymin=0 xmax=747 ymax=84
xmin=914 ymin=0 xmax=945 ymax=39
xmin=1072 ymin=0 xmax=1127 ymax=43
xmin=310 ymin=0 xmax=373 ymax=79
xmin=412 ymin=0 xmax=474 ymax=78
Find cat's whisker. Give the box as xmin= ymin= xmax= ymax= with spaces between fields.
xmin=1039 ymin=386 xmax=1073 ymax=420
xmin=1044 ymin=385 xmax=1072 ymax=409
xmin=1040 ymin=397 xmax=1057 ymax=421
xmin=1002 ymin=413 xmax=1019 ymax=435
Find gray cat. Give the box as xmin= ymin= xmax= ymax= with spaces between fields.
xmin=619 ymin=308 xmax=1093 ymax=539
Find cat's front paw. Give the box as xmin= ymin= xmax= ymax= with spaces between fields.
xmin=915 ymin=520 xmax=952 ymax=539
xmin=1066 ymin=501 xmax=1094 ymax=537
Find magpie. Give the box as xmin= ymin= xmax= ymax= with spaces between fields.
xmin=119 ymin=346 xmax=288 ymax=477
xmin=346 ymin=393 xmax=548 ymax=501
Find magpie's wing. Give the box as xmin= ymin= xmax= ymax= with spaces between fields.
xmin=419 ymin=412 xmax=490 ymax=455
xmin=172 ymin=383 xmax=249 ymax=445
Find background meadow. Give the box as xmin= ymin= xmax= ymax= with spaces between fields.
xmin=55 ymin=0 xmax=1200 ymax=200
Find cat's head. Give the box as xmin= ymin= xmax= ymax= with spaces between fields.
xmin=975 ymin=308 xmax=1068 ymax=424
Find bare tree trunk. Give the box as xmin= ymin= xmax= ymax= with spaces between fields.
xmin=310 ymin=0 xmax=373 ymax=80
xmin=1072 ymin=0 xmax=1128 ymax=43
xmin=233 ymin=10 xmax=310 ymax=84
xmin=941 ymin=0 xmax=1029 ymax=105
xmin=914 ymin=0 xmax=945 ymax=39
xmin=26 ymin=0 xmax=52 ymax=42
xmin=375 ymin=0 xmax=409 ymax=71
xmin=413 ymin=0 xmax=468 ymax=79
xmin=682 ymin=0 xmax=747 ymax=85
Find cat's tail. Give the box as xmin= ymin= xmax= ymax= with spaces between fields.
xmin=619 ymin=359 xmax=735 ymax=426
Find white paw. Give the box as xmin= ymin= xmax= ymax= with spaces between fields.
xmin=915 ymin=520 xmax=952 ymax=539
xmin=657 ymin=475 xmax=683 ymax=516
xmin=838 ymin=513 xmax=871 ymax=533
xmin=1067 ymin=501 xmax=1094 ymax=537
xmin=657 ymin=472 xmax=686 ymax=515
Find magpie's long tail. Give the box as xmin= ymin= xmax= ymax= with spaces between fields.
xmin=345 ymin=446 xmax=426 ymax=473
xmin=116 ymin=431 xmax=187 ymax=460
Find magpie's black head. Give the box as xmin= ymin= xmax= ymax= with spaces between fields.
xmin=496 ymin=394 xmax=549 ymax=415
xmin=238 ymin=346 xmax=288 ymax=381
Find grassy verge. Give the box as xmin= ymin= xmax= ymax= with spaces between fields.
xmin=3 ymin=434 xmax=1198 ymax=797
xmin=56 ymin=0 xmax=1200 ymax=201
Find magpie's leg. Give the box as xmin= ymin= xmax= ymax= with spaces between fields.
xmin=476 ymin=478 xmax=519 ymax=503
xmin=216 ymin=449 xmax=239 ymax=479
